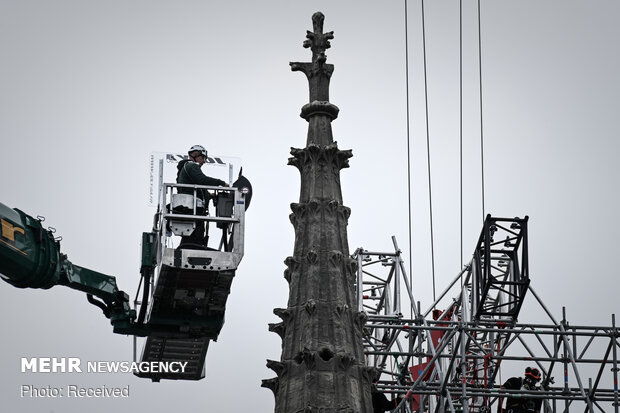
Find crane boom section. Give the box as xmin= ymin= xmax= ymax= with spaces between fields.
xmin=0 ymin=201 xmax=134 ymax=332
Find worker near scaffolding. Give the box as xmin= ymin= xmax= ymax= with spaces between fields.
xmin=499 ymin=367 xmax=543 ymax=413
xmin=176 ymin=145 xmax=227 ymax=248
xmin=371 ymin=383 xmax=401 ymax=413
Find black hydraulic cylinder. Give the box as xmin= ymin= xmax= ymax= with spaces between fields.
xmin=0 ymin=201 xmax=61 ymax=289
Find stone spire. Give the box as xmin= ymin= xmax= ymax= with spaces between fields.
xmin=262 ymin=12 xmax=374 ymax=413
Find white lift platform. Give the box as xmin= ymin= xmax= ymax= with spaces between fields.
xmin=136 ymin=181 xmax=249 ymax=381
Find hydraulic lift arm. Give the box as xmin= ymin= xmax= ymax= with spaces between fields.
xmin=0 ymin=200 xmax=148 ymax=336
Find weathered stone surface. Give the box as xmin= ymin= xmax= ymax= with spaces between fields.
xmin=267 ymin=12 xmax=373 ymax=413
xmin=261 ymin=377 xmax=279 ymax=395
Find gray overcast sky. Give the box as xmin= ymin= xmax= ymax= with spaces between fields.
xmin=1 ymin=1 xmax=619 ymax=412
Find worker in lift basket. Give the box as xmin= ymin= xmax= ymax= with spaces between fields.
xmin=176 ymin=145 xmax=228 ymax=248
xmin=498 ymin=367 xmax=543 ymax=413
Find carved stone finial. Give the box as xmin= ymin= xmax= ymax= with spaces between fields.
xmin=290 ymin=11 xmax=335 ymax=104
xmin=303 ymin=12 xmax=333 ymax=66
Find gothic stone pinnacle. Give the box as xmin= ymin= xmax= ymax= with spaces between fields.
xmin=268 ymin=12 xmax=374 ymax=413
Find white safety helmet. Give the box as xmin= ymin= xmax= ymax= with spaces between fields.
xmin=188 ymin=145 xmax=207 ymax=159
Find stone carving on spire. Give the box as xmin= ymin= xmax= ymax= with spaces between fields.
xmin=290 ymin=12 xmax=339 ymax=124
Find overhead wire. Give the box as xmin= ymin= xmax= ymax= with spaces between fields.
xmin=477 ymin=0 xmax=495 ymax=384
xmin=478 ymin=0 xmax=486 ymax=221
xmin=403 ymin=0 xmax=413 ymax=321
xmin=420 ymin=0 xmax=437 ymax=303
xmin=399 ymin=0 xmax=496 ymax=401
xmin=459 ymin=0 xmax=464 ymax=272
xmin=405 ymin=0 xmax=486 ymax=306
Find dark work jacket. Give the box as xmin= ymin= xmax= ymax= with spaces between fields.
xmin=503 ymin=377 xmax=542 ymax=412
xmin=176 ymin=160 xmax=226 ymax=203
xmin=372 ymin=390 xmax=399 ymax=413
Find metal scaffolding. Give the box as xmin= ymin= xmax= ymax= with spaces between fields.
xmin=355 ymin=216 xmax=620 ymax=412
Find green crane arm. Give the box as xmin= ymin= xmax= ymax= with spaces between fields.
xmin=0 ymin=201 xmax=145 ymax=335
